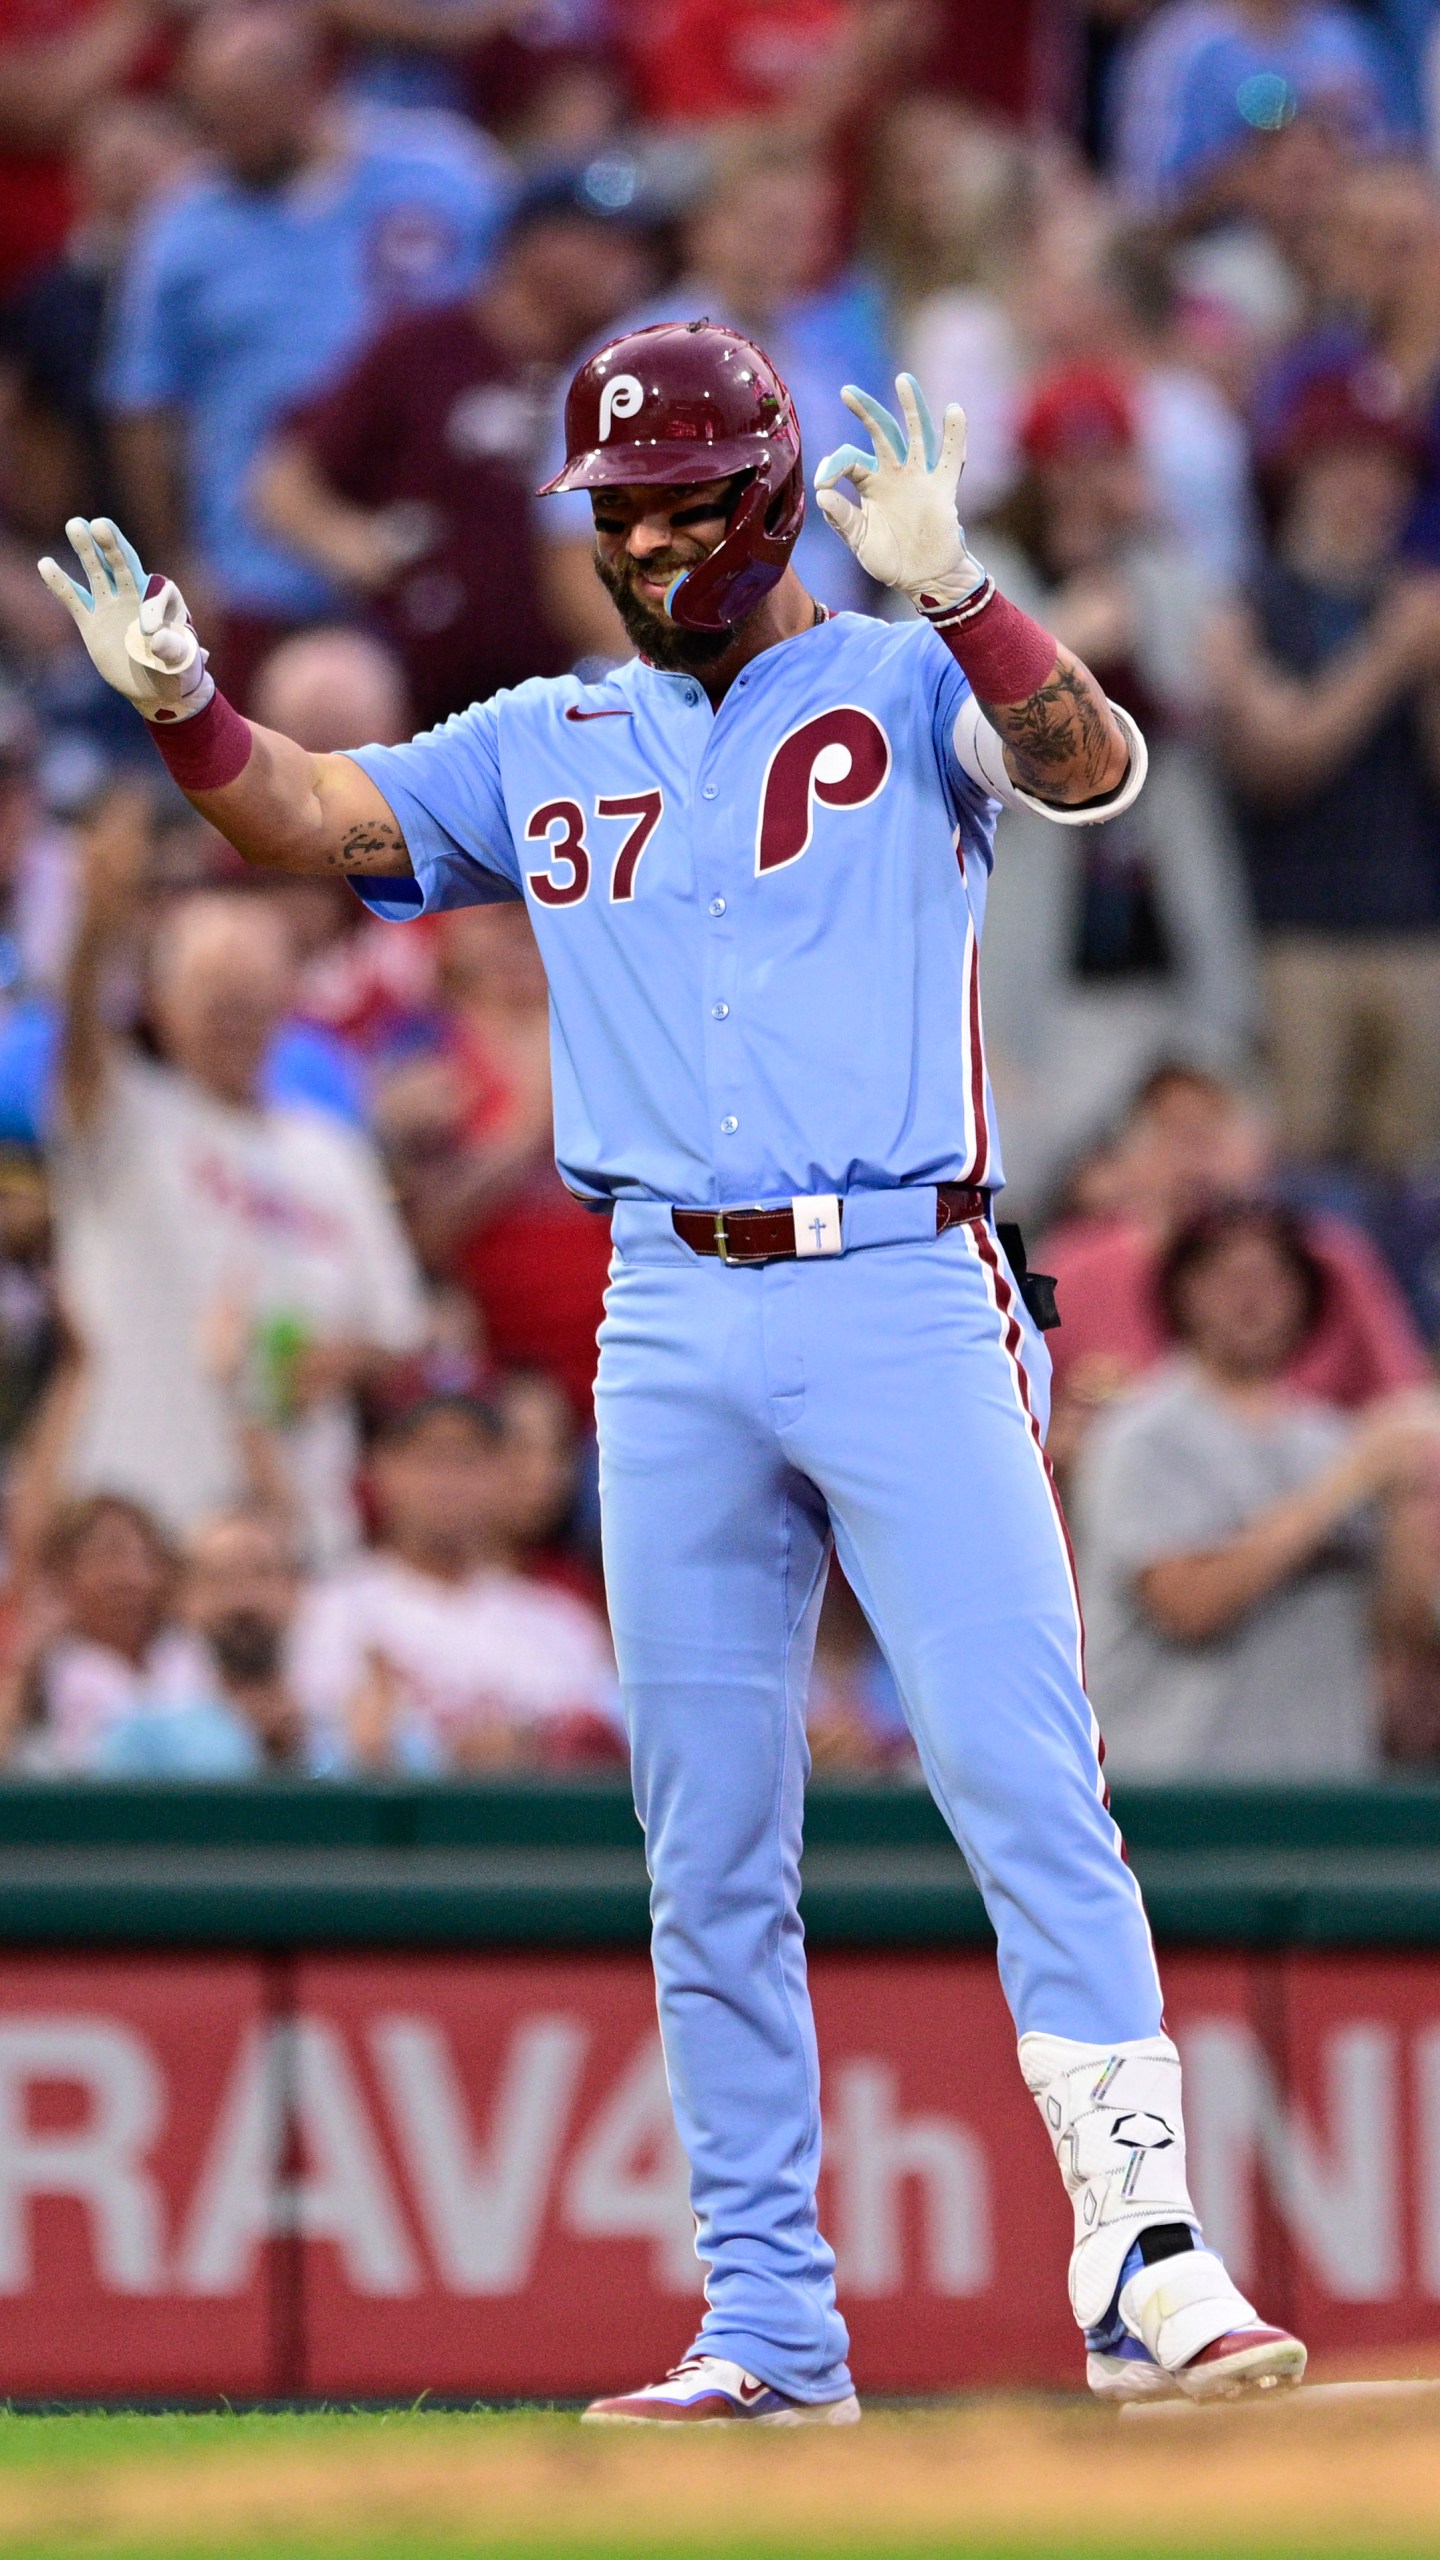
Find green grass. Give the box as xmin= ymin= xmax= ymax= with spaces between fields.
xmin=0 ymin=2405 xmax=1430 ymax=2560
xmin=0 ymin=2409 xmax=518 ymax=2462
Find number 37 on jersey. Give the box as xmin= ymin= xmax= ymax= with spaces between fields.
xmin=523 ymin=707 xmax=893 ymax=910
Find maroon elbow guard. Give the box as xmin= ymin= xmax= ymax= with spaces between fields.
xmin=146 ymin=688 xmax=253 ymax=793
xmin=925 ymin=579 xmax=1059 ymax=704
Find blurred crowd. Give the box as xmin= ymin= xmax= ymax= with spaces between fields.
xmin=4 ymin=0 xmax=1440 ymax=1783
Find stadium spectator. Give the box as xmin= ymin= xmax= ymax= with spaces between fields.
xmin=1375 ymin=1447 xmax=1440 ymax=1759
xmin=321 ymin=0 xmax=627 ymax=157
xmin=493 ymin=1365 xmax=601 ymax=1604
xmin=494 ymin=1367 xmax=577 ymax=1545
xmin=0 ymin=776 xmax=375 ymax=1151
xmin=51 ymin=789 xmax=426 ymax=1557
xmin=1039 ymin=1064 xmax=1431 ymax=1473
xmin=361 ymin=1280 xmax=493 ymax=1426
xmin=1109 ymin=0 xmax=1405 ymax=215
xmin=536 ymin=134 xmax=893 ymax=639
xmin=1075 ymin=1201 xmax=1440 ymax=1776
xmin=255 ymin=165 xmax=659 ymax=722
xmin=290 ymin=1393 xmax=620 ymax=1770
xmin=0 ymin=1143 xmax=60 ymax=1477
xmin=294 ymin=893 xmax=444 ymax=1079
xmin=318 ymin=0 xmax=548 ymax=118
xmin=1252 ymin=155 xmax=1440 ymax=436
xmin=0 ymin=679 xmax=78 ymax=1005
xmin=0 ymin=0 xmax=168 ymax=297
xmin=0 ymin=92 xmax=192 ymax=539
xmin=248 ymin=619 xmax=436 ymax=1078
xmin=1243 ymin=157 xmax=1440 ymax=602
xmin=180 ymin=1502 xmax=309 ymax=1765
xmin=0 ymin=1489 xmax=210 ymax=1772
xmin=248 ymin=624 xmax=432 ymax=1092
xmin=864 ymin=97 xmax=1032 ymax=520
xmin=1209 ymin=364 xmax=1440 ymax=1176
xmin=1009 ymin=215 xmax=1257 ymax=589
xmin=101 ymin=1502 xmax=311 ymax=1773
xmin=104 ymin=1 xmax=511 ymax=707
xmin=978 ymin=367 xmax=1254 ymax=1210
xmin=377 ymin=902 xmax=612 ymax=1420
xmin=249 ymin=624 xmax=412 ymax=755
xmin=1356 ymin=3 xmax=1440 ymax=142
xmin=616 ymin=0 xmax=927 ymax=150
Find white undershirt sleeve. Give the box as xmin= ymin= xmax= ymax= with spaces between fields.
xmin=952 ymin=694 xmax=1149 ymax=827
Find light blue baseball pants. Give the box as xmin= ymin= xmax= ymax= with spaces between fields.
xmin=595 ymin=1201 xmax=1163 ymax=2403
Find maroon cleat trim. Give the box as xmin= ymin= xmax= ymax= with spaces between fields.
xmin=585 ymin=2391 xmax=744 ymax=2423
xmin=1178 ymin=2324 xmax=1307 ymax=2403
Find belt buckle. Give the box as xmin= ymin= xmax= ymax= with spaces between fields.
xmin=713 ymin=1206 xmax=770 ymax=1266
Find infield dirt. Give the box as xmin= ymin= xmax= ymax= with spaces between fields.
xmin=0 ymin=2387 xmax=1438 ymax=2559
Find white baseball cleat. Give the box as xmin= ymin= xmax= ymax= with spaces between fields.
xmin=1087 ymin=2245 xmax=1306 ymax=2404
xmin=581 ymin=2355 xmax=862 ymax=2426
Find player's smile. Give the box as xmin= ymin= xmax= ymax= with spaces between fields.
xmin=590 ymin=476 xmax=744 ymax=669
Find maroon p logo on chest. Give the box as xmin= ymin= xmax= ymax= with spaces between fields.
xmin=754 ymin=707 xmax=891 ymax=874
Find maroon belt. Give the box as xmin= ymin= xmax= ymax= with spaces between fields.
xmin=672 ymin=1183 xmax=990 ymax=1266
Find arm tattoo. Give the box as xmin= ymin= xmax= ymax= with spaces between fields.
xmin=981 ymin=658 xmax=1120 ymax=802
xmin=330 ymin=818 xmax=408 ymax=872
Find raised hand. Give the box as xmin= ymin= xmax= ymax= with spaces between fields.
xmin=814 ymin=373 xmax=984 ymax=613
xmin=37 ymin=516 xmax=213 ymax=723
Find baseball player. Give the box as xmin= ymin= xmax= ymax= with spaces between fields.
xmin=41 ymin=322 xmax=1305 ymax=2421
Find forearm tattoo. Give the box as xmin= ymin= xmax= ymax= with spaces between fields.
xmin=982 ymin=658 xmax=1120 ymax=801
xmin=330 ymin=818 xmax=408 ymax=872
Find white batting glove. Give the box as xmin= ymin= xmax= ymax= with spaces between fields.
xmin=814 ymin=373 xmax=985 ymax=614
xmin=37 ymin=516 xmax=214 ymax=723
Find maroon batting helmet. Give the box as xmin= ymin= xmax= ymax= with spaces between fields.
xmin=538 ymin=318 xmax=805 ymax=632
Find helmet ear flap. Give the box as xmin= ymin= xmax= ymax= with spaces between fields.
xmin=764 ymin=454 xmax=806 ymax=549
xmin=668 ymin=455 xmax=807 ymax=633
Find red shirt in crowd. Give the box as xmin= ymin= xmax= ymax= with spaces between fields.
xmin=613 ymin=0 xmax=853 ymax=124
xmin=0 ymin=0 xmax=165 ymax=291
xmin=448 ymin=1026 xmax=612 ymax=1423
xmin=1041 ymin=1213 xmax=1431 ymax=1412
xmin=288 ymin=301 xmax=567 ymax=731
xmin=611 ymin=0 xmax=1031 ymax=136
xmin=1 ymin=0 xmax=98 ymax=290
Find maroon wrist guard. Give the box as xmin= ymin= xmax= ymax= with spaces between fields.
xmin=146 ymin=688 xmax=253 ymax=793
xmin=925 ymin=579 xmax=1059 ymax=704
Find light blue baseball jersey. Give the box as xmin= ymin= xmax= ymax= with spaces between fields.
xmin=348 ymin=610 xmax=1006 ymax=1208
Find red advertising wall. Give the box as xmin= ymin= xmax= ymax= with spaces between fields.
xmin=0 ymin=1947 xmax=1435 ymax=2398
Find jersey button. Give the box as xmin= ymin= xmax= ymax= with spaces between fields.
xmin=702 ymin=783 xmax=718 ymax=800
xmin=708 ymin=895 xmax=726 ymax=917
xmin=720 ymin=1115 xmax=739 ymax=1135
xmin=685 ymin=687 xmax=700 ymax=706
xmin=711 ymin=1001 xmax=729 ymax=1019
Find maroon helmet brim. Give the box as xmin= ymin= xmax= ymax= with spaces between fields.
xmin=537 ymin=431 xmax=796 ymax=499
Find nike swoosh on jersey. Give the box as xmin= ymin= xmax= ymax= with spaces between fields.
xmin=565 ymin=705 xmax=634 ymax=721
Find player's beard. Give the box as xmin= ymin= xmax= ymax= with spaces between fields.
xmin=594 ymin=549 xmax=734 ymax=674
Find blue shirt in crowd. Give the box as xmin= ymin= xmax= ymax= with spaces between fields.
xmin=105 ymin=107 xmax=512 ymax=617
xmin=0 ymin=1002 xmax=368 ymax=1147
xmin=97 ymin=1692 xmax=264 ymax=1777
xmin=1111 ymin=1 xmax=1408 ymax=209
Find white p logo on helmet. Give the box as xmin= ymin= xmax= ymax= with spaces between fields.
xmin=598 ymin=373 xmax=644 ymax=442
